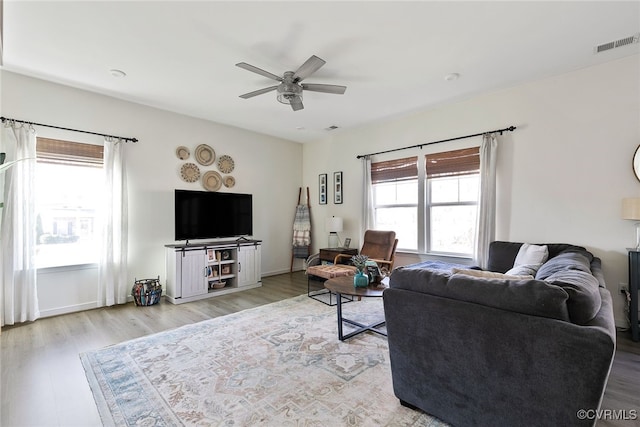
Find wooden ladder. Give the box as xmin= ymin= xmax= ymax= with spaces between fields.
xmin=290 ymin=187 xmax=311 ymax=272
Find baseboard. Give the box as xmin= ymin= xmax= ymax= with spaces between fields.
xmin=40 ymin=296 xmax=135 ymax=318
xmin=262 ymin=268 xmax=305 ymax=277
xmin=40 ymin=302 xmax=98 ymax=318
xmin=38 ymin=272 xmax=301 ymax=316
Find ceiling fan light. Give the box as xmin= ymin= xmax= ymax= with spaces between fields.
xmin=276 ymin=82 xmax=303 ymax=104
xmin=236 ymin=56 xmax=345 ymax=109
xmin=277 ymin=93 xmax=303 ymax=104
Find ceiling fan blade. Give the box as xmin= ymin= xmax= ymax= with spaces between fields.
xmin=290 ymin=96 xmax=304 ymax=111
xmin=301 ymin=83 xmax=347 ymax=95
xmin=239 ymin=85 xmax=279 ymax=99
xmin=292 ymin=55 xmax=326 ymax=82
xmin=236 ymin=62 xmax=283 ymax=82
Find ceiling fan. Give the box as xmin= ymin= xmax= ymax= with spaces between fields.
xmin=236 ymin=55 xmax=347 ymax=111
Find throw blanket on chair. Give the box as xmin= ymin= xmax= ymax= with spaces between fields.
xmin=292 ymin=205 xmax=311 ymax=258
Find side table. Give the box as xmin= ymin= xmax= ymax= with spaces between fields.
xmin=324 ymin=275 xmax=388 ymax=341
xmin=627 ymin=249 xmax=639 ymax=342
xmin=319 ymin=247 xmax=358 ymax=264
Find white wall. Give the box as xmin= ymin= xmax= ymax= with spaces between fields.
xmin=3 ymin=55 xmax=639 ymax=325
xmin=302 ymin=55 xmax=640 ymax=327
xmin=1 ymin=71 xmax=302 ymax=317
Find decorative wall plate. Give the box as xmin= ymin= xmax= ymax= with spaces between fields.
xmin=176 ymin=146 xmax=190 ymax=160
xmin=180 ymin=163 xmax=200 ymax=182
xmin=202 ymin=170 xmax=222 ymax=191
xmin=195 ymin=144 xmax=216 ymax=166
xmin=223 ymin=176 xmax=235 ymax=188
xmin=217 ymin=155 xmax=235 ymax=174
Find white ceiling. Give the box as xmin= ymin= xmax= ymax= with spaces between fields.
xmin=2 ymin=1 xmax=639 ymax=143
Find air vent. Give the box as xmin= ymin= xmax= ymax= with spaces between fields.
xmin=594 ymin=33 xmax=639 ymax=54
xmin=325 ymin=125 xmax=339 ymax=131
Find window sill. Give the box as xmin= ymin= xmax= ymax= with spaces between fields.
xmin=395 ymin=250 xmax=476 ymax=266
xmin=37 ymin=263 xmax=98 ymax=274
xmin=396 ymin=249 xmax=473 ymax=259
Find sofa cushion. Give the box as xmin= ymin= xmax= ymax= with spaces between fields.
xmin=544 ymin=270 xmax=601 ymax=324
xmin=514 ymin=243 xmax=549 ymax=267
xmin=487 ymin=241 xmax=589 ymax=273
xmin=451 ymin=268 xmax=533 ymax=280
xmin=306 ymin=264 xmax=355 ymax=279
xmin=535 ymin=250 xmax=592 ymax=281
xmin=390 ymin=265 xmax=571 ymax=322
xmin=446 ymin=274 xmax=571 ymax=321
xmin=487 ymin=241 xmax=524 ymax=273
xmin=389 ymin=266 xmax=451 ymax=297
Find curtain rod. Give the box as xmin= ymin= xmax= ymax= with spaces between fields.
xmin=356 ymin=125 xmax=516 ymax=159
xmin=0 ymin=116 xmax=138 ymax=143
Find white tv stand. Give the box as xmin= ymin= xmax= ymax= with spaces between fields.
xmin=164 ymin=239 xmax=262 ymax=304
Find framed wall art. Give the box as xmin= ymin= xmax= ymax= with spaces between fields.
xmin=333 ymin=171 xmax=343 ymax=204
xmin=319 ymin=173 xmax=327 ymax=205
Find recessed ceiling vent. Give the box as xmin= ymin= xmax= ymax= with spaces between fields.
xmin=594 ymin=33 xmax=639 ymax=54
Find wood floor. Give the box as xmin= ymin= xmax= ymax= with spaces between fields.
xmin=1 ymin=271 xmax=639 ymax=427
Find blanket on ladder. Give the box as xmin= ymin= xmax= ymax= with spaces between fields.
xmin=292 ymin=205 xmax=311 ymax=257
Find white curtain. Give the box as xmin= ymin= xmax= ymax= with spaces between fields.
xmin=362 ymin=156 xmax=375 ymax=234
xmin=0 ymin=122 xmax=40 ymax=325
xmin=97 ymin=137 xmax=128 ymax=307
xmin=475 ymin=133 xmax=498 ymax=269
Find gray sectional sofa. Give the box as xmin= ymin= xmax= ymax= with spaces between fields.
xmin=383 ymin=241 xmax=616 ymax=427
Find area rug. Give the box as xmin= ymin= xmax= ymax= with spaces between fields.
xmin=80 ymin=295 xmax=446 ymax=426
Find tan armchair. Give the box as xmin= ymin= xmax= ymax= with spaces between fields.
xmin=334 ymin=230 xmax=398 ymax=272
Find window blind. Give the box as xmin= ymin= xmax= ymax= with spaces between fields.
xmin=425 ymin=147 xmax=479 ymax=178
xmin=36 ymin=137 xmax=103 ymax=166
xmin=371 ymin=156 xmax=418 ymax=184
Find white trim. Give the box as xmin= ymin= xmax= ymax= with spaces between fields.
xmin=39 ymin=301 xmax=98 ymax=318
xmin=262 ymin=268 xmax=292 ymax=277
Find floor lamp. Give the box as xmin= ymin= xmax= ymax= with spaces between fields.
xmin=326 ymin=216 xmax=343 ymax=248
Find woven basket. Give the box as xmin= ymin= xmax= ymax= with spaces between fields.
xmin=132 ymin=277 xmax=162 ymax=306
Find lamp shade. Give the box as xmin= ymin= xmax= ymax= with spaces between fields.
xmin=622 ymin=198 xmax=640 ymax=220
xmin=325 ymin=216 xmax=343 ymax=233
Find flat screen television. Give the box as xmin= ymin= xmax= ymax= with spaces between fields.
xmin=175 ymin=190 xmax=253 ymax=241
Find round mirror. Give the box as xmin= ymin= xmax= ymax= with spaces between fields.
xmin=634 ymin=145 xmax=640 ymax=182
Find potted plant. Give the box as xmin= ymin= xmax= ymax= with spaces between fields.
xmin=351 ymin=254 xmax=370 ymax=288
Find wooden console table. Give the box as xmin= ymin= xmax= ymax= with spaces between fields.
xmin=319 ymin=247 xmax=358 ymax=264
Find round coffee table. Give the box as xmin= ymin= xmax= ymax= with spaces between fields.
xmin=324 ymin=275 xmax=388 ymax=341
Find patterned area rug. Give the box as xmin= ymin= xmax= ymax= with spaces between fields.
xmin=80 ymin=295 xmax=446 ymax=426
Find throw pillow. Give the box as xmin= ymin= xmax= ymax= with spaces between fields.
xmin=451 ymin=268 xmax=534 ymax=280
xmin=505 ymin=263 xmax=542 ymax=277
xmin=513 ymin=243 xmax=549 ymax=267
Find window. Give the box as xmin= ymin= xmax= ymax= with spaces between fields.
xmin=426 ymin=148 xmax=480 ymax=255
xmin=35 ymin=138 xmax=103 ymax=268
xmin=371 ymin=157 xmax=419 ymax=250
xmin=371 ymin=147 xmax=480 ymax=256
